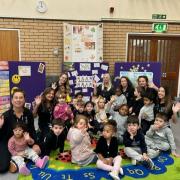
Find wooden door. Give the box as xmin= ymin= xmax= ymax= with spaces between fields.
xmin=0 ymin=30 xmax=19 ymax=61
xmin=127 ymin=34 xmax=180 ymax=96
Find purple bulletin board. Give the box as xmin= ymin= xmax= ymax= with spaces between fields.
xmin=66 ymin=62 xmax=109 ymax=101
xmin=114 ymin=62 xmax=161 ymax=87
xmin=9 ymin=61 xmax=46 ymax=109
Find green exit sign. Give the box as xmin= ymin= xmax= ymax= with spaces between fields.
xmin=152 ymin=23 xmax=168 ymax=33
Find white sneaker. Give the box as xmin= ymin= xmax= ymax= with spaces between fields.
xmin=147 ymin=158 xmax=154 ymax=169
xmin=119 ymin=167 xmax=124 ymax=175
xmin=109 ymin=171 xmax=120 ymax=180
xmin=131 ymin=159 xmax=137 ymax=165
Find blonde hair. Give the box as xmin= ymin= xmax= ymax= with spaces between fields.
xmin=102 ymin=73 xmax=112 ymax=91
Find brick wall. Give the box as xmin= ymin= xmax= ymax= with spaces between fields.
xmin=0 ymin=18 xmax=180 ymax=76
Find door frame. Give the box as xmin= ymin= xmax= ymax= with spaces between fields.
xmin=0 ymin=28 xmax=21 ymax=61
xmin=126 ymin=32 xmax=180 ymax=96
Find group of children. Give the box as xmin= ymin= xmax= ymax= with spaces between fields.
xmin=6 ymin=77 xmax=180 ymax=180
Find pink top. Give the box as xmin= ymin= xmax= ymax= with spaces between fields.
xmin=67 ymin=127 xmax=95 ymax=163
xmin=53 ymin=103 xmax=74 ymax=121
xmin=8 ymin=136 xmax=34 ymax=156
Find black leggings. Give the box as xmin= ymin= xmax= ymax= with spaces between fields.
xmin=0 ymin=142 xmax=11 ymax=173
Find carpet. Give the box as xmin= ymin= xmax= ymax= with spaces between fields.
xmin=18 ymin=147 xmax=180 ymax=180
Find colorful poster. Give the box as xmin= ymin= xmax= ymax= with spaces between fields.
xmin=66 ymin=62 xmax=109 ymax=101
xmin=0 ymin=62 xmax=10 ymax=115
xmin=64 ymin=23 xmax=103 ymax=62
xmin=114 ymin=62 xmax=161 ymax=87
xmin=9 ymin=61 xmax=46 ymax=110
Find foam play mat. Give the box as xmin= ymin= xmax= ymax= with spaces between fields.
xmin=18 ymin=148 xmax=180 ymax=180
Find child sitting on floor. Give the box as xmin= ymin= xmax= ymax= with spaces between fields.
xmin=8 ymin=122 xmax=49 ymax=176
xmin=67 ymin=115 xmax=97 ymax=166
xmin=123 ymin=115 xmax=154 ymax=169
xmin=95 ymin=120 xmax=123 ymax=180
xmin=145 ymin=112 xmax=180 ymax=158
xmin=41 ymin=119 xmax=66 ymax=156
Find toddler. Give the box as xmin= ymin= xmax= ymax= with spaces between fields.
xmin=8 ymin=122 xmax=49 ymax=176
xmin=67 ymin=115 xmax=97 ymax=166
xmin=95 ymin=120 xmax=123 ymax=180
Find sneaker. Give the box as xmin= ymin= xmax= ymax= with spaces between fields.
xmin=131 ymin=159 xmax=137 ymax=165
xmin=109 ymin=171 xmax=120 ymax=180
xmin=19 ymin=165 xmax=30 ymax=176
xmin=9 ymin=160 xmax=18 ymax=173
xmin=142 ymin=158 xmax=154 ymax=169
xmin=35 ymin=156 xmax=49 ymax=169
xmin=119 ymin=167 xmax=124 ymax=175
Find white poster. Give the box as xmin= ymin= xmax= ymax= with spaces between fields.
xmin=64 ymin=23 xmax=103 ymax=62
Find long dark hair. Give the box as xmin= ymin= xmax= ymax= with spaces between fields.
xmin=158 ymin=86 xmax=173 ymax=113
xmin=41 ymin=87 xmax=55 ymax=111
xmin=119 ymin=76 xmax=134 ymax=90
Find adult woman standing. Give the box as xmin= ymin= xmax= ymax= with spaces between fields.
xmin=51 ymin=72 xmax=70 ymax=93
xmin=93 ymin=73 xmax=115 ymax=102
xmin=0 ymin=88 xmax=40 ymax=173
xmin=119 ymin=76 xmax=134 ymax=107
xmin=154 ymin=86 xmax=176 ymax=122
xmin=137 ymin=75 xmax=158 ymax=102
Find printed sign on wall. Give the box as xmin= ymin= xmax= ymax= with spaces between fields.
xmin=66 ymin=62 xmax=109 ymax=101
xmin=64 ymin=23 xmax=103 ymax=62
xmin=114 ymin=62 xmax=161 ymax=87
xmin=9 ymin=61 xmax=46 ymax=110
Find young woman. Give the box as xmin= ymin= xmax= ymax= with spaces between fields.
xmin=33 ymin=87 xmax=55 ymax=140
xmin=93 ymin=73 xmax=115 ymax=102
xmin=50 ymin=72 xmax=70 ymax=94
xmin=154 ymin=86 xmax=176 ymax=123
xmin=119 ymin=76 xmax=134 ymax=107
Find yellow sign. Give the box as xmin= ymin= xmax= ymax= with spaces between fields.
xmin=12 ymin=74 xmax=21 ymax=84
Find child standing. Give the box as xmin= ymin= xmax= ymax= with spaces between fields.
xmin=145 ymin=112 xmax=180 ymax=158
xmin=41 ymin=119 xmax=66 ymax=156
xmin=123 ymin=115 xmax=154 ymax=169
xmin=138 ymin=92 xmax=155 ymax=134
xmin=8 ymin=122 xmax=49 ymax=176
xmin=95 ymin=120 xmax=123 ymax=180
xmin=53 ymin=92 xmax=74 ymax=130
xmin=67 ymin=115 xmax=97 ymax=166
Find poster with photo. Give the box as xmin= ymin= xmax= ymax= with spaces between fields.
xmin=66 ymin=62 xmax=109 ymax=101
xmin=63 ymin=23 xmax=103 ymax=62
xmin=114 ymin=62 xmax=161 ymax=87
